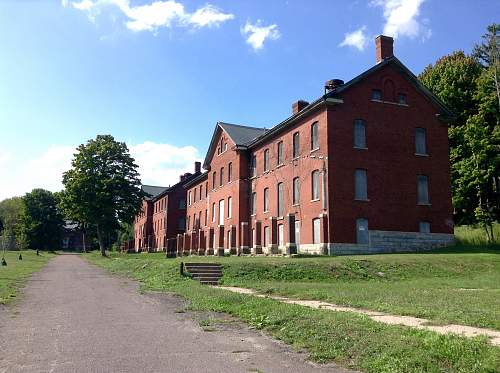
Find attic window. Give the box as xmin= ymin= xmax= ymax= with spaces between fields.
xmin=398 ymin=93 xmax=407 ymax=105
xmin=372 ymin=89 xmax=382 ymax=100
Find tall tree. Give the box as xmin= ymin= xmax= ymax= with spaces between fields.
xmin=419 ymin=25 xmax=500 ymax=241
xmin=61 ymin=135 xmax=144 ymax=256
xmin=0 ymin=197 xmax=26 ymax=250
xmin=22 ymin=189 xmax=64 ymax=250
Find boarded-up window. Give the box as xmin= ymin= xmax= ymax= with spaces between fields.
xmin=311 ymin=122 xmax=319 ymax=150
xmin=354 ymin=119 xmax=366 ymax=148
xmin=293 ymin=177 xmax=300 ymax=205
xmin=251 ymin=192 xmax=256 ymax=215
xmin=219 ymin=199 xmax=225 ymax=225
xmin=278 ymin=224 xmax=284 ymax=246
xmin=264 ymin=187 xmax=269 ymax=212
xmin=355 ymin=169 xmax=368 ymax=200
xmin=415 ymin=128 xmax=427 ymax=155
xmin=356 ymin=218 xmax=369 ymax=244
xmin=212 ymin=203 xmax=216 ymax=222
xmin=417 ymin=175 xmax=429 ymax=204
xmin=277 ymin=141 xmax=283 ymax=165
xmin=277 ymin=182 xmax=284 ymax=216
xmin=312 ymin=170 xmax=320 ymax=200
xmin=228 ymin=197 xmax=232 ymax=218
xmin=264 ymin=226 xmax=270 ymax=246
xmin=313 ymin=218 xmax=321 ymax=244
xmin=293 ymin=132 xmax=300 ymax=158
xmin=419 ymin=221 xmax=431 ymax=233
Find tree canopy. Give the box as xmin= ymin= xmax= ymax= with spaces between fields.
xmin=419 ymin=24 xmax=500 ymax=241
xmin=21 ymin=189 xmax=64 ymax=251
xmin=61 ymin=135 xmax=144 ymax=256
xmin=0 ymin=197 xmax=26 ymax=250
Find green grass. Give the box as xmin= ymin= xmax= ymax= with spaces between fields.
xmin=455 ymin=223 xmax=500 ymax=246
xmin=87 ymin=252 xmax=500 ymax=372
xmin=0 ymin=250 xmax=54 ymax=304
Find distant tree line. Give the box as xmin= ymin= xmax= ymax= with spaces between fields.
xmin=419 ymin=23 xmax=499 ymax=242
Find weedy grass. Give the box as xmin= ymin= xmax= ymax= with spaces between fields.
xmin=87 ymin=251 xmax=500 ymax=372
xmin=0 ymin=250 xmax=54 ymax=304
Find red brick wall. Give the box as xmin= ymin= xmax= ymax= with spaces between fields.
xmin=327 ymin=62 xmax=453 ymax=244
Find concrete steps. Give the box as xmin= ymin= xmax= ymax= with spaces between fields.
xmin=184 ymin=263 xmax=222 ymax=285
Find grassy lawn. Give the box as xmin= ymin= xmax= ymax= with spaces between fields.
xmin=87 ymin=251 xmax=500 ymax=372
xmin=0 ymin=250 xmax=54 ymax=305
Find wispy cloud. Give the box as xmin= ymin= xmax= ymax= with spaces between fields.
xmin=339 ymin=26 xmax=368 ymax=51
xmin=0 ymin=142 xmax=201 ymax=201
xmin=241 ymin=20 xmax=280 ymax=51
xmin=64 ymin=0 xmax=234 ymax=33
xmin=372 ymin=0 xmax=431 ymax=40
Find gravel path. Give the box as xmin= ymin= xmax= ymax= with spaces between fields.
xmin=218 ymin=286 xmax=500 ymax=346
xmin=0 ymin=254 xmax=350 ymax=373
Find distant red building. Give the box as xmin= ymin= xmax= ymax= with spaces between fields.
xmin=179 ymin=35 xmax=454 ymax=256
xmin=133 ymin=163 xmax=201 ymax=253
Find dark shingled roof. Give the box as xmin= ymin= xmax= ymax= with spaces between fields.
xmin=218 ymin=122 xmax=268 ymax=146
xmin=142 ymin=185 xmax=168 ymax=200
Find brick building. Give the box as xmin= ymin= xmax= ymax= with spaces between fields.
xmin=133 ymin=163 xmax=201 ymax=253
xmin=177 ymin=35 xmax=455 ymax=256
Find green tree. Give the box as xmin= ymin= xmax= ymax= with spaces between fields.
xmin=22 ymin=189 xmax=64 ymax=250
xmin=61 ymin=135 xmax=144 ymax=256
xmin=419 ymin=25 xmax=500 ymax=241
xmin=0 ymin=197 xmax=26 ymax=250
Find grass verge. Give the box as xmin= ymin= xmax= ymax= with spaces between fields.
xmin=87 ymin=252 xmax=500 ymax=373
xmin=0 ymin=250 xmax=54 ymax=305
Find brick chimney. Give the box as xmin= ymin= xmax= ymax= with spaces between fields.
xmin=375 ymin=35 xmax=394 ymax=63
xmin=194 ymin=161 xmax=201 ymax=174
xmin=292 ymin=100 xmax=309 ymax=114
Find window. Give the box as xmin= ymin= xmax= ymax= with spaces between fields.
xmin=199 ymin=185 xmax=203 ymax=200
xmin=293 ymin=177 xmax=300 ymax=205
xmin=251 ymin=192 xmax=256 ymax=215
xmin=398 ymin=93 xmax=407 ymax=104
xmin=312 ymin=218 xmax=321 ymax=244
xmin=354 ymin=119 xmax=366 ymax=148
xmin=193 ymin=189 xmax=196 ymax=203
xmin=205 ymin=182 xmax=208 ymax=197
xmin=179 ymin=199 xmax=186 ymax=209
xmin=263 ymin=149 xmax=270 ymax=172
xmin=293 ymin=132 xmax=300 ymax=158
xmin=277 ymin=141 xmax=283 ymax=165
xmin=228 ymin=196 xmax=232 ymax=218
xmin=263 ymin=187 xmax=269 ymax=212
xmin=204 ymin=209 xmax=208 ymax=226
xmin=178 ymin=217 xmax=185 ymax=230
xmin=417 ymin=175 xmax=430 ymax=204
xmin=198 ymin=211 xmax=202 ymax=228
xmin=419 ymin=221 xmax=431 ymax=233
xmin=250 ymin=156 xmax=257 ymax=177
xmin=212 ymin=172 xmax=217 ymax=189
xmin=224 ymin=142 xmax=228 ymax=152
xmin=264 ymin=226 xmax=270 ymax=246
xmin=311 ymin=122 xmax=319 ymax=150
xmin=220 ymin=167 xmax=224 ymax=186
xmin=415 ymin=128 xmax=427 ymax=155
xmin=372 ymin=89 xmax=382 ymax=100
xmin=277 ymin=182 xmax=284 ymax=216
xmin=356 ymin=218 xmax=369 ymax=244
xmin=311 ymin=170 xmax=320 ymax=200
xmin=212 ymin=203 xmax=216 ymax=222
xmin=278 ymin=224 xmax=284 ymax=247
xmin=218 ymin=199 xmax=225 ymax=225
xmin=295 ymin=221 xmax=301 ymax=247
xmin=228 ymin=162 xmax=232 ymax=182
xmin=187 ymin=216 xmax=190 ymax=230
xmin=188 ymin=191 xmax=192 ymax=205
xmin=355 ymin=169 xmax=368 ymax=200
xmin=227 ymin=230 xmax=232 ymax=248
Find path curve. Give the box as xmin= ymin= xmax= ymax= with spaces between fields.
xmin=0 ymin=254 xmax=349 ymax=373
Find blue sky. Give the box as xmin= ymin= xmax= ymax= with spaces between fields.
xmin=0 ymin=0 xmax=497 ymax=200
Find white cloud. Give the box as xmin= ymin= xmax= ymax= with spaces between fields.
xmin=0 ymin=142 xmax=201 ymax=201
xmin=339 ymin=26 xmax=368 ymax=51
xmin=372 ymin=0 xmax=431 ymax=40
xmin=241 ymin=20 xmax=280 ymax=51
xmin=65 ymin=0 xmax=234 ymax=33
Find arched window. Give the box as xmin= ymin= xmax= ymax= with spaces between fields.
xmin=228 ymin=162 xmax=232 ymax=182
xmin=212 ymin=172 xmax=217 ymax=189
xmin=311 ymin=122 xmax=319 ymax=150
xmin=220 ymin=167 xmax=224 ymax=186
xmin=263 ymin=187 xmax=269 ymax=212
xmin=311 ymin=170 xmax=320 ymax=200
xmin=264 ymin=149 xmax=270 ymax=171
xmin=277 ymin=182 xmax=284 ymax=216
xmin=277 ymin=141 xmax=283 ymax=165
